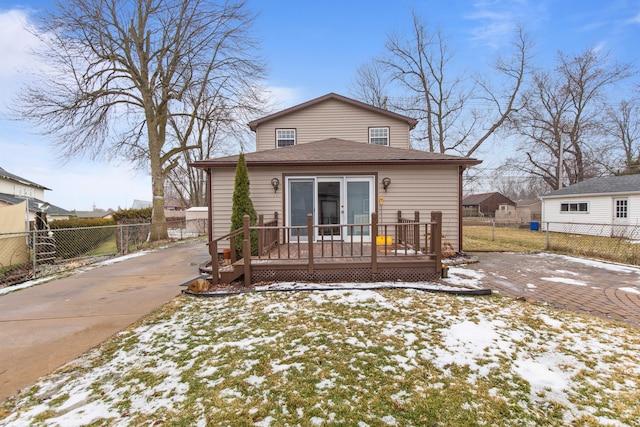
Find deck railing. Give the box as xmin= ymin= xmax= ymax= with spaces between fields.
xmin=207 ymin=211 xmax=442 ymax=286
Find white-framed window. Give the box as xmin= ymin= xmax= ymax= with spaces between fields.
xmin=276 ymin=129 xmax=296 ymax=147
xmin=560 ymin=202 xmax=588 ymax=213
xmin=615 ymin=199 xmax=628 ymax=218
xmin=369 ymin=127 xmax=389 ymax=145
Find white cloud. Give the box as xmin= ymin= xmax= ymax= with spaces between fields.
xmin=264 ymin=86 xmax=305 ymax=110
xmin=465 ymin=0 xmax=545 ymax=49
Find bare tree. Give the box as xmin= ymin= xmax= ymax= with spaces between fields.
xmin=350 ymin=60 xmax=390 ymax=109
xmin=361 ymin=10 xmax=530 ymax=156
xmin=603 ymin=99 xmax=640 ymax=175
xmin=166 ymin=82 xmax=262 ymax=207
xmin=15 ymin=0 xmax=265 ymax=240
xmin=508 ymin=49 xmax=634 ymax=189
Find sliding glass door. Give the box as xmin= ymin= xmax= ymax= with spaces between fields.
xmin=287 ymin=176 xmax=374 ymax=242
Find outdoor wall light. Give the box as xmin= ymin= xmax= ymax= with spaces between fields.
xmin=271 ymin=177 xmax=280 ymax=193
xmin=382 ymin=177 xmax=391 ymax=192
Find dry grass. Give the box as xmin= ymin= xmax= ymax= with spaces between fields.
xmin=2 ymin=290 xmax=639 ymax=426
xmin=463 ymin=225 xmax=640 ymax=265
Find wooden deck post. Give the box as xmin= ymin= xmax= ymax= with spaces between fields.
xmin=430 ymin=211 xmax=442 ymax=275
xmin=397 ymin=210 xmax=403 ymax=242
xmin=243 ymin=215 xmax=251 ymax=286
xmin=209 ymin=240 xmax=219 ymax=285
xmin=258 ymin=214 xmax=264 ymax=256
xmin=307 ymin=214 xmax=314 ymax=274
xmin=371 ymin=212 xmax=378 ymax=273
xmin=414 ymin=211 xmax=420 ymax=252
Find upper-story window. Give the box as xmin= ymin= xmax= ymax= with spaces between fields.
xmin=276 ymin=129 xmax=296 ymax=148
xmin=369 ymin=127 xmax=389 ymax=145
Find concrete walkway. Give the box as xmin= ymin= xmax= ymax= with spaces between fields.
xmin=0 ymin=240 xmax=209 ymax=402
xmin=460 ymin=252 xmax=640 ymax=327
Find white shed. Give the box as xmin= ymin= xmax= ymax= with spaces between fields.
xmin=540 ymin=175 xmax=640 ymax=238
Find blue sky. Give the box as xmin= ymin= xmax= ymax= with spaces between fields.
xmin=0 ymin=0 xmax=638 ymax=210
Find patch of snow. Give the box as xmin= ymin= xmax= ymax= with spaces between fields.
xmin=513 ymin=354 xmax=573 ymax=405
xmin=536 ymin=253 xmax=640 ymax=274
xmin=537 ymin=314 xmax=563 ymax=329
xmin=444 ymin=266 xmax=485 ymax=289
xmin=541 ymin=277 xmax=587 ymax=286
xmin=619 ymin=287 xmax=640 ymax=295
xmin=381 ymin=415 xmax=398 ymax=425
xmin=255 ymin=415 xmax=275 ymax=427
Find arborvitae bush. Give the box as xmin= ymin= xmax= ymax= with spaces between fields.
xmin=230 ymin=153 xmax=258 ymax=256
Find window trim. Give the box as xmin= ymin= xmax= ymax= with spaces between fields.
xmin=369 ymin=127 xmax=390 ymax=146
xmin=560 ymin=202 xmax=589 ymax=213
xmin=276 ymin=128 xmax=296 ymax=148
xmin=615 ymin=198 xmax=628 ymax=219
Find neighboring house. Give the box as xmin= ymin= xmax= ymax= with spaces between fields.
xmin=462 ymin=192 xmax=515 ymax=218
xmin=192 ymin=93 xmax=481 ymax=283
xmin=74 ymin=209 xmax=113 ymax=219
xmin=540 ymin=175 xmax=640 ymax=238
xmin=514 ymin=199 xmax=542 ymax=223
xmin=131 ymin=199 xmax=152 ymax=209
xmin=0 ymin=166 xmax=72 ymax=227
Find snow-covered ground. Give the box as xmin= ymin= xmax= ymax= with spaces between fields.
xmin=2 ymin=267 xmax=639 ymax=426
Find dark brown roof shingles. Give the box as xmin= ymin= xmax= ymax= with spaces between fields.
xmin=192 ymin=138 xmax=481 ymax=168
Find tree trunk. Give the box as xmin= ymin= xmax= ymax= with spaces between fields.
xmin=148 ymin=117 xmax=168 ymax=241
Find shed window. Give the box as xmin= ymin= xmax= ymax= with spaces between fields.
xmin=560 ymin=202 xmax=588 ymax=212
xmin=369 ymin=127 xmax=389 ymax=145
xmin=276 ymin=129 xmax=296 ymax=147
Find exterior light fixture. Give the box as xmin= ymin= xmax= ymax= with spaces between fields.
xmin=271 ymin=177 xmax=280 ymax=193
xmin=382 ymin=177 xmax=391 ymax=192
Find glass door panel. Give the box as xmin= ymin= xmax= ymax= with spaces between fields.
xmin=289 ymin=179 xmax=314 ymax=241
xmin=346 ymin=179 xmax=372 ymax=240
xmin=318 ymin=180 xmax=341 ymax=238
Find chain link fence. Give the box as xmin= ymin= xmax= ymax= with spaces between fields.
xmin=543 ymin=221 xmax=640 ymax=265
xmin=463 ymin=218 xmax=640 ymax=266
xmin=0 ymin=220 xmax=207 ymax=290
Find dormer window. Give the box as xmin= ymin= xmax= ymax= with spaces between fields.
xmin=369 ymin=127 xmax=389 ymax=145
xmin=276 ymin=129 xmax=296 ymax=147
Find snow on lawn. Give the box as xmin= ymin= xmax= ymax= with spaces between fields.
xmin=1 ymin=288 xmax=639 ymax=426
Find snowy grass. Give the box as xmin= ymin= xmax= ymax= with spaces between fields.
xmin=1 ymin=289 xmax=639 ymax=426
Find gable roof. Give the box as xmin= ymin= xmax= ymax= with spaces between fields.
xmin=0 ymin=166 xmax=50 ymax=191
xmin=541 ymin=175 xmax=640 ymax=198
xmin=192 ymin=138 xmax=481 ymax=168
xmin=247 ymin=93 xmax=419 ymax=131
xmin=462 ymin=192 xmax=515 ymax=206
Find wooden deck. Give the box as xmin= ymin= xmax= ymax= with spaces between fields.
xmin=203 ymin=211 xmax=443 ymax=285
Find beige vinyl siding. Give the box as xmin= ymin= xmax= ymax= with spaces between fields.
xmin=210 ymin=167 xmax=282 ymax=249
xmin=255 ymin=98 xmax=411 ymax=151
xmin=375 ymin=165 xmax=461 ymax=251
xmin=210 ymin=164 xmax=462 ymax=251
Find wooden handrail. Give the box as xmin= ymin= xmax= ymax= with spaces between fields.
xmin=205 ymin=210 xmax=444 ymax=285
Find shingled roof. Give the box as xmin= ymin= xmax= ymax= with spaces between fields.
xmin=0 ymin=166 xmax=50 ymax=190
xmin=192 ymin=138 xmax=481 ymax=169
xmin=542 ymin=175 xmax=640 ymax=198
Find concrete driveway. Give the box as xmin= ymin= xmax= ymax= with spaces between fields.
xmin=0 ymin=240 xmax=209 ymax=402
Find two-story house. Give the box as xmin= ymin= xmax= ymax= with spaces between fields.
xmin=192 ymin=93 xmax=481 ymax=283
xmin=0 ymin=166 xmax=72 ymax=228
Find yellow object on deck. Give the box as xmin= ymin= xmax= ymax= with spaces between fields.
xmin=376 ymin=236 xmax=392 ymax=245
